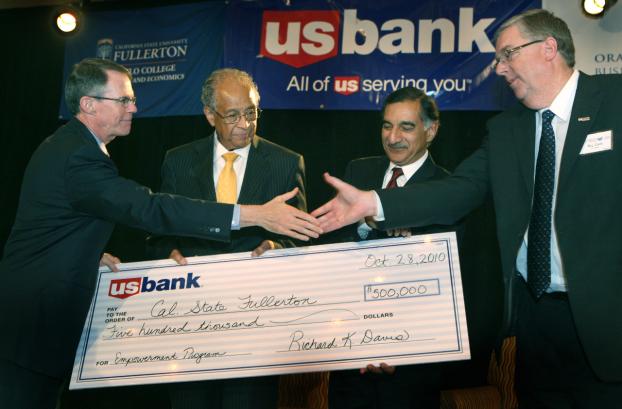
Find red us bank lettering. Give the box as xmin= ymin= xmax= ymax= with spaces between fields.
xmin=108 ymin=273 xmax=201 ymax=299
xmin=260 ymin=10 xmax=340 ymax=68
xmin=261 ymin=8 xmax=495 ymax=68
xmin=109 ymin=277 xmax=142 ymax=299
xmin=334 ymin=76 xmax=360 ymax=95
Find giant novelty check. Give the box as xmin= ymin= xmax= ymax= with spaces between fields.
xmin=70 ymin=233 xmax=469 ymax=389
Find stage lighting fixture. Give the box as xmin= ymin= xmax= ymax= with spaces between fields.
xmin=53 ymin=6 xmax=81 ymax=35
xmin=582 ymin=0 xmax=618 ymax=16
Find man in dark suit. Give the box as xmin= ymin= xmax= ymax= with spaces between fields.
xmin=0 ymin=59 xmax=320 ymax=409
xmin=146 ymin=68 xmax=306 ymax=409
xmin=313 ymin=9 xmax=622 ymax=408
xmin=328 ymin=87 xmax=449 ymax=409
xmin=148 ymin=68 xmax=306 ymax=262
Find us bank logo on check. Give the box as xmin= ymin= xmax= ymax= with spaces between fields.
xmin=108 ymin=273 xmax=201 ymax=299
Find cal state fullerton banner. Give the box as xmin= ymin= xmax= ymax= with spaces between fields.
xmin=224 ymin=0 xmax=540 ymax=110
xmin=60 ymin=1 xmax=226 ymax=118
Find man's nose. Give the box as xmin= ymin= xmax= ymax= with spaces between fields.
xmin=235 ymin=115 xmax=251 ymax=128
xmin=387 ymin=128 xmax=401 ymax=143
xmin=495 ymin=59 xmax=509 ymax=76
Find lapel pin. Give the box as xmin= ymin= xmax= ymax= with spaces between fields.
xmin=578 ymin=116 xmax=591 ymax=122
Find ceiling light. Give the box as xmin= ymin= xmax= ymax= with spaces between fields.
xmin=53 ymin=6 xmax=82 ymax=35
xmin=583 ymin=0 xmax=618 ymax=17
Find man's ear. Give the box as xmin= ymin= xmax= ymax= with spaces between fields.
xmin=80 ymin=96 xmax=96 ymax=115
xmin=204 ymin=107 xmax=216 ymax=127
xmin=425 ymin=121 xmax=439 ymax=144
xmin=543 ymin=36 xmax=558 ymax=62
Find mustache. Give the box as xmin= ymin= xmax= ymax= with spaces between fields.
xmin=387 ymin=141 xmax=408 ymax=149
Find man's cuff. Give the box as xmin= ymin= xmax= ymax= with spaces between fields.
xmin=373 ymin=191 xmax=385 ymax=222
xmin=357 ymin=220 xmax=372 ymax=239
xmin=231 ymin=204 xmax=241 ymax=230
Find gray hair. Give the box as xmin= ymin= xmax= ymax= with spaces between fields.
xmin=200 ymin=68 xmax=260 ymax=110
xmin=494 ymin=9 xmax=575 ymax=68
xmin=65 ymin=58 xmax=132 ymax=115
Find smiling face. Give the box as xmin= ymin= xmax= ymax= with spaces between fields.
xmin=494 ymin=24 xmax=548 ymax=109
xmin=84 ymin=70 xmax=137 ymax=144
xmin=381 ymin=100 xmax=438 ymax=166
xmin=205 ymin=80 xmax=259 ymax=151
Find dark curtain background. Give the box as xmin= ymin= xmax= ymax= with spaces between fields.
xmin=0 ymin=4 xmax=503 ymax=408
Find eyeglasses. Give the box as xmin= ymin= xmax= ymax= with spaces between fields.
xmin=492 ymin=39 xmax=544 ymax=70
xmin=88 ymin=95 xmax=137 ymax=106
xmin=212 ymin=108 xmax=261 ymax=124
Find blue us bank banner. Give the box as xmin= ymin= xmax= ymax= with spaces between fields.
xmin=224 ymin=0 xmax=540 ymax=110
xmin=61 ymin=1 xmax=226 ymax=118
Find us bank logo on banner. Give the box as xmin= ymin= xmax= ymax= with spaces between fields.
xmin=225 ymin=0 xmax=540 ymax=110
xmin=60 ymin=2 xmax=226 ymax=118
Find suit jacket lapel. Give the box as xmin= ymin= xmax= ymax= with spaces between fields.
xmin=558 ymin=73 xmax=603 ymax=193
xmin=515 ymin=107 xmax=537 ymax=197
xmin=374 ymin=157 xmax=390 ymax=189
xmin=238 ymin=135 xmax=268 ymax=203
xmin=405 ymin=155 xmax=435 ymax=185
xmin=197 ymin=133 xmax=217 ymax=200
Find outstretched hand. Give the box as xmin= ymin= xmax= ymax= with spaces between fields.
xmin=311 ymin=173 xmax=377 ymax=233
xmin=241 ymin=188 xmax=322 ymax=241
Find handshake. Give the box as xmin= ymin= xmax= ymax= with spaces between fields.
xmin=100 ymin=173 xmax=372 ymax=269
xmin=175 ymin=172 xmax=371 ymax=263
xmin=242 ymin=172 xmax=376 ymax=247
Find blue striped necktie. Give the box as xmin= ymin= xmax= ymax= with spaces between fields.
xmin=527 ymin=109 xmax=555 ymax=298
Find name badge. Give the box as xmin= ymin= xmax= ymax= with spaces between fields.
xmin=580 ymin=130 xmax=613 ymax=155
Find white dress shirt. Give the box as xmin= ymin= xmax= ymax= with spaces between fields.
xmin=516 ymin=69 xmax=580 ymax=292
xmin=359 ymin=151 xmax=429 ymax=238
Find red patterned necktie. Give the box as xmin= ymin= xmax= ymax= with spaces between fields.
xmin=385 ymin=167 xmax=404 ymax=189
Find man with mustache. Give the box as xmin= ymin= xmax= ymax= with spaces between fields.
xmin=328 ymin=86 xmax=448 ymax=409
xmin=313 ymin=9 xmax=622 ymax=408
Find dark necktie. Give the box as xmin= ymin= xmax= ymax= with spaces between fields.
xmin=385 ymin=167 xmax=404 ymax=189
xmin=527 ymin=109 xmax=555 ymax=298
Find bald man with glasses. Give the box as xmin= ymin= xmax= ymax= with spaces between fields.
xmin=147 ymin=68 xmax=309 ymax=409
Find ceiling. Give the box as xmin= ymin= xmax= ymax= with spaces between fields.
xmin=0 ymin=0 xmax=120 ymax=10
xmin=0 ymin=0 xmax=73 ymax=9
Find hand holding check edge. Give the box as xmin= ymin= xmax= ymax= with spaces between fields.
xmin=99 ymin=252 xmax=121 ymax=272
xmin=169 ymin=239 xmax=279 ymax=265
xmin=385 ymin=228 xmax=412 ymax=238
xmin=360 ymin=362 xmax=396 ymax=376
